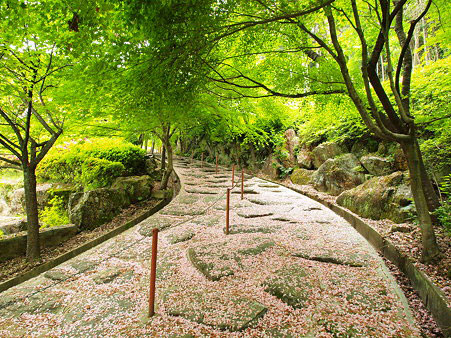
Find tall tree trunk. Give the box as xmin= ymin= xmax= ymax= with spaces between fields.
xmin=161 ymin=140 xmax=173 ymax=190
xmin=417 ymin=149 xmax=440 ymax=213
xmin=151 ymin=140 xmax=155 ymax=155
xmin=161 ymin=146 xmax=166 ymax=171
xmin=401 ymin=139 xmax=440 ymax=262
xmin=23 ymin=165 xmax=40 ymax=261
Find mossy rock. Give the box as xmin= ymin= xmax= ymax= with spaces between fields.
xmin=187 ymin=247 xmax=234 ymax=281
xmin=238 ymin=240 xmax=275 ymax=255
xmin=70 ymin=260 xmax=96 ymax=273
xmin=290 ymin=168 xmax=314 ymax=185
xmin=293 ymin=250 xmax=367 ymax=267
xmin=228 ymin=225 xmax=276 ymax=234
xmin=346 ymin=289 xmax=392 ymax=312
xmin=237 ymin=209 xmax=273 ymax=218
xmin=247 ymin=197 xmax=285 ymax=205
xmin=167 ymin=230 xmax=195 ymax=244
xmin=44 ymin=269 xmax=72 ymax=281
xmin=232 ymin=189 xmax=258 ymax=195
xmin=177 ymin=195 xmax=199 ymax=204
xmin=185 ymin=187 xmax=218 ymax=195
xmin=139 ymin=217 xmax=176 ymax=236
xmin=93 ymin=267 xmax=122 ymax=284
xmin=336 ymin=171 xmax=414 ymax=223
xmin=190 ymin=215 xmax=221 ymax=227
xmin=257 ymin=183 xmax=280 ymax=188
xmin=160 ymin=206 xmax=205 ymax=216
xmin=263 ymin=264 xmax=310 ymax=309
xmin=203 ymin=195 xmax=223 ymax=203
xmin=162 ymin=287 xmax=267 ymax=332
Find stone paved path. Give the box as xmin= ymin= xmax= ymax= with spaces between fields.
xmin=0 ymin=158 xmax=420 ymax=337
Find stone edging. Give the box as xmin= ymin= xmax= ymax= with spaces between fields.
xmin=260 ymin=177 xmax=451 ymax=337
xmin=0 ymin=196 xmax=173 ymax=294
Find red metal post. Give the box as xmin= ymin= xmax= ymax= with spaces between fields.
xmin=148 ymin=228 xmax=159 ymax=317
xmin=241 ymin=168 xmax=244 ymax=200
xmin=216 ymin=154 xmax=219 ymax=174
xmin=226 ymin=188 xmax=230 ymax=235
xmin=232 ymin=164 xmax=235 ymax=187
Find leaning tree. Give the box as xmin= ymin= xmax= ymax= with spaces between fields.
xmin=206 ymin=0 xmax=443 ymax=262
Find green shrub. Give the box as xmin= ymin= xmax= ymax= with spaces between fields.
xmin=39 ymin=196 xmax=69 ymax=229
xmin=434 ymin=201 xmax=451 ymax=236
xmin=84 ymin=139 xmax=146 ymax=175
xmin=433 ymin=175 xmax=451 ymax=235
xmin=37 ymin=138 xmax=146 ymax=188
xmin=81 ymin=157 xmax=125 ymax=190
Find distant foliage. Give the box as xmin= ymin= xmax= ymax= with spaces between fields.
xmin=296 ymin=99 xmax=367 ymax=146
xmin=37 ymin=138 xmax=144 ymax=189
xmin=414 ymin=57 xmax=451 ymax=177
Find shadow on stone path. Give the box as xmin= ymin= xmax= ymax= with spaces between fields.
xmin=0 ymin=157 xmax=420 ymax=337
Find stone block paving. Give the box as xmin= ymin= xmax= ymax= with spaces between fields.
xmin=0 ymin=157 xmax=420 ymax=337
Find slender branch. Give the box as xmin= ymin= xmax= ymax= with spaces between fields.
xmin=0 ymin=136 xmax=21 ymax=159
xmin=417 ymin=114 xmax=451 ymax=126
xmin=0 ymin=156 xmax=21 ymax=167
xmin=213 ymin=0 xmax=336 ymax=42
xmin=209 ymin=66 xmax=345 ymax=99
xmin=34 ymin=64 xmax=72 ymax=84
xmin=395 ymin=0 xmax=432 ymax=101
xmin=0 ymin=107 xmax=24 ymax=146
xmin=34 ymin=129 xmax=62 ymax=165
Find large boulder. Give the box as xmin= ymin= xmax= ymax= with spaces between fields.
xmin=111 ymin=175 xmax=153 ymax=203
xmin=350 ymin=138 xmax=379 ymax=157
xmin=9 ymin=184 xmax=74 ymax=215
xmin=0 ymin=217 xmax=26 ymax=235
xmin=284 ymin=129 xmax=299 ymax=166
xmin=311 ymin=142 xmax=348 ymax=168
xmin=9 ymin=183 xmax=53 ymax=215
xmin=336 ymin=171 xmax=414 ymax=223
xmin=393 ymin=147 xmax=409 ymax=171
xmin=145 ymin=155 xmax=159 ymax=174
xmin=312 ymin=153 xmax=366 ymax=195
xmin=290 ymin=168 xmax=314 ymax=185
xmin=68 ymin=188 xmax=129 ymax=230
xmin=260 ymin=154 xmax=279 ymax=179
xmin=360 ymin=155 xmax=394 ymax=176
xmin=296 ymin=149 xmax=314 ymax=169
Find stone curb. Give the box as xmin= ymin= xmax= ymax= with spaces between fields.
xmin=260 ymin=177 xmax=451 ymax=337
xmin=0 ymin=195 xmax=173 ymax=294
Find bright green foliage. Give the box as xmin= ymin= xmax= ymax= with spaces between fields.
xmin=434 ymin=175 xmax=451 ymax=235
xmin=79 ymin=139 xmax=146 ymax=175
xmin=39 ymin=196 xmax=69 ymax=229
xmin=37 ymin=139 xmax=143 ymax=189
xmin=295 ymin=99 xmax=367 ymax=146
xmin=413 ymin=57 xmax=451 ymax=177
xmin=81 ymin=157 xmax=125 ymax=190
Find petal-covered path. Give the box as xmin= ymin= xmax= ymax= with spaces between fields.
xmin=0 ymin=158 xmax=420 ymax=337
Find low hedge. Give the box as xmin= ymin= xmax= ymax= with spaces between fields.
xmin=37 ymin=138 xmax=146 ymax=190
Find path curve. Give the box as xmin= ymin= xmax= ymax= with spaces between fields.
xmin=0 ymin=157 xmax=420 ymax=337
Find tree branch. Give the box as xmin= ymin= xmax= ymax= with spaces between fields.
xmin=213 ymin=0 xmax=336 ymax=42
